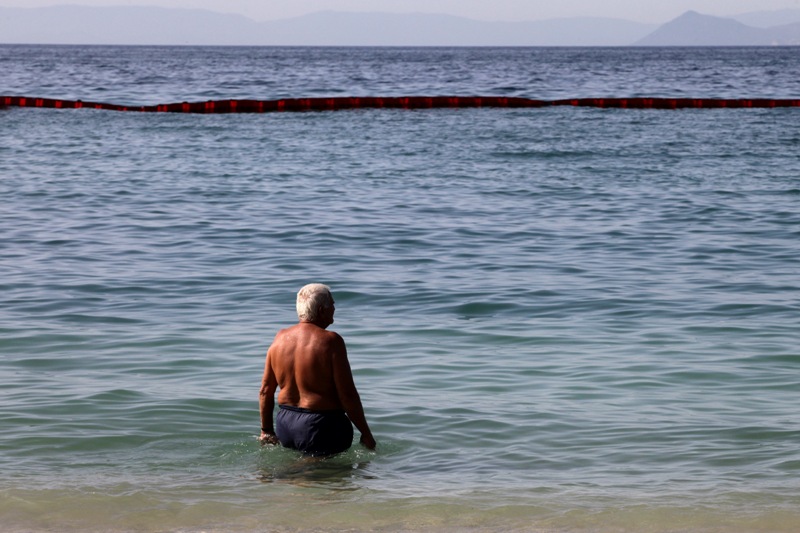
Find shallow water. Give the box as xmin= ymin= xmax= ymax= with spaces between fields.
xmin=1 ymin=45 xmax=800 ymax=531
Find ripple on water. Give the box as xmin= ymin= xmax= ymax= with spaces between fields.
xmin=2 ymin=45 xmax=800 ymax=531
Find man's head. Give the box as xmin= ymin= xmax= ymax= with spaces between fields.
xmin=296 ymin=283 xmax=335 ymax=325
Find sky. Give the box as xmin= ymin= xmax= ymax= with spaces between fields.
xmin=2 ymin=0 xmax=800 ymax=23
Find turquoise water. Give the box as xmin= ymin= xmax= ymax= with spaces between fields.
xmin=2 ymin=46 xmax=800 ymax=531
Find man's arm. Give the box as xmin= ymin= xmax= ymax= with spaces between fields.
xmin=331 ymin=334 xmax=376 ymax=450
xmin=259 ymin=350 xmax=279 ymax=445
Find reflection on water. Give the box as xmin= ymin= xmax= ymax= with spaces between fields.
xmin=256 ymin=444 xmax=375 ymax=491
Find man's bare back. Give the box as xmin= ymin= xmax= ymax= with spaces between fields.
xmin=259 ymin=284 xmax=376 ymax=454
xmin=266 ymin=322 xmax=352 ymax=411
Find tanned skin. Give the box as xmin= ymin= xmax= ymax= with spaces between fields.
xmin=259 ymin=300 xmax=376 ymax=450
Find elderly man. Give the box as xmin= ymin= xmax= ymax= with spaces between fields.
xmin=259 ymin=283 xmax=376 ymax=456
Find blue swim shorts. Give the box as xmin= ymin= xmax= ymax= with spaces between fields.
xmin=275 ymin=404 xmax=354 ymax=456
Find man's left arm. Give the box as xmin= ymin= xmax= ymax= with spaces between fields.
xmin=331 ymin=335 xmax=376 ymax=450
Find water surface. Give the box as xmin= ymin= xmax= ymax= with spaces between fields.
xmin=1 ymin=45 xmax=800 ymax=532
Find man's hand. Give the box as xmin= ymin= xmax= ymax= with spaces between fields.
xmin=260 ymin=431 xmax=279 ymax=445
xmin=360 ymin=434 xmax=376 ymax=450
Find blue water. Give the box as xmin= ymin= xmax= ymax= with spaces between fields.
xmin=1 ymin=45 xmax=800 ymax=532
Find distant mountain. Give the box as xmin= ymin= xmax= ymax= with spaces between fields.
xmin=258 ymin=11 xmax=656 ymax=46
xmin=732 ymin=9 xmax=800 ymax=28
xmin=0 ymin=6 xmax=655 ymax=46
xmin=2 ymin=6 xmax=799 ymax=47
xmin=635 ymin=10 xmax=800 ymax=46
xmin=0 ymin=6 xmax=265 ymax=45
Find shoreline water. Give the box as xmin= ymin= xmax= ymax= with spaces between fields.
xmin=4 ymin=484 xmax=800 ymax=532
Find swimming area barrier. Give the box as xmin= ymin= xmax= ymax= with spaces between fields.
xmin=3 ymin=95 xmax=800 ymax=112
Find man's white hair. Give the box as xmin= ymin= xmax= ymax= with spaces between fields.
xmin=296 ymin=283 xmax=333 ymax=322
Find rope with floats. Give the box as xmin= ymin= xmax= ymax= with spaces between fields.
xmin=3 ymin=95 xmax=800 ymax=112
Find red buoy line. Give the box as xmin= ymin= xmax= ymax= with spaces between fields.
xmin=2 ymin=95 xmax=800 ymax=112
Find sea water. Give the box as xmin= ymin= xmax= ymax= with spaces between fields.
xmin=1 ymin=46 xmax=799 ymax=532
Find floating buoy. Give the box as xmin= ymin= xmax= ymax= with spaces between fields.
xmin=2 ymin=95 xmax=799 ymax=113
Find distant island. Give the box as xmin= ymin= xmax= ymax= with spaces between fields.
xmin=635 ymin=10 xmax=800 ymax=46
xmin=0 ymin=6 xmax=799 ymax=46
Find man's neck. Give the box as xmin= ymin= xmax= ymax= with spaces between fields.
xmin=300 ymin=319 xmax=328 ymax=329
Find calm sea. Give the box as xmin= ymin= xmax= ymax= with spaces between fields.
xmin=1 ymin=45 xmax=799 ymax=532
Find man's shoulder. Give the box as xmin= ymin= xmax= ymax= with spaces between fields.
xmin=312 ymin=328 xmax=344 ymax=347
xmin=270 ymin=324 xmax=304 ymax=346
xmin=275 ymin=323 xmax=343 ymax=341
xmin=273 ymin=325 xmax=295 ymax=339
xmin=308 ymin=326 xmax=345 ymax=348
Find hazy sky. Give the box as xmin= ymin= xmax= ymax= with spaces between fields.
xmin=2 ymin=0 xmax=800 ymax=23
